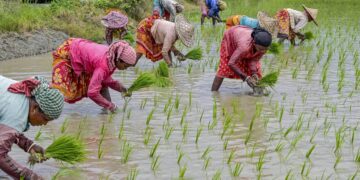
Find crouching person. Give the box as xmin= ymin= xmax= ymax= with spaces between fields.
xmin=0 ymin=75 xmax=64 ymax=180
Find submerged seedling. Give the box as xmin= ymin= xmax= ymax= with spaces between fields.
xmin=195 ymin=126 xmax=203 ymax=144
xmin=146 ymin=108 xmax=155 ymax=125
xmin=121 ymin=139 xmax=133 ymax=164
xmin=126 ymin=168 xmax=138 ymax=180
xmin=151 ymin=155 xmax=160 ymax=172
xmin=231 ymin=162 xmax=243 ymax=177
xmin=150 ymin=138 xmax=161 ymax=158
xmin=179 ymin=165 xmax=187 ymax=178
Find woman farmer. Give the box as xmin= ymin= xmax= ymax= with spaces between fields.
xmin=101 ymin=11 xmax=129 ymax=45
xmin=225 ymin=12 xmax=278 ymax=36
xmin=211 ymin=27 xmax=272 ymax=92
xmin=200 ymin=0 xmax=227 ymax=26
xmin=276 ymin=4 xmax=318 ymax=45
xmin=51 ymin=39 xmax=136 ymax=113
xmin=0 ymin=75 xmax=64 ymax=179
xmin=153 ymin=0 xmax=184 ymax=22
xmin=135 ymin=14 xmax=194 ymax=66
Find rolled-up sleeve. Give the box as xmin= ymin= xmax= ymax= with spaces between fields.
xmin=87 ymin=68 xmax=115 ymax=110
xmin=103 ymin=76 xmax=125 ymax=93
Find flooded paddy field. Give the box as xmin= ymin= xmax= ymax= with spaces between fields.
xmin=1 ymin=0 xmax=360 ymax=179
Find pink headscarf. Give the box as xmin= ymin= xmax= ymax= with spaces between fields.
xmin=107 ymin=40 xmax=136 ymax=70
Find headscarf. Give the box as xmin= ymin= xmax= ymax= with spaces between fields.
xmin=8 ymin=76 xmax=64 ymax=120
xmin=251 ymin=27 xmax=272 ymax=47
xmin=107 ymin=40 xmax=136 ymax=70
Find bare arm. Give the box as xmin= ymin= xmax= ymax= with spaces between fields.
xmin=228 ymin=48 xmax=248 ymax=80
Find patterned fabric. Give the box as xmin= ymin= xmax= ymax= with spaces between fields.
xmin=101 ymin=11 xmax=128 ymax=29
xmin=0 ymin=124 xmax=39 ymax=179
xmin=275 ymin=9 xmax=295 ymax=40
xmin=136 ymin=15 xmax=164 ymax=62
xmin=6 ymin=76 xmax=64 ymax=120
xmin=107 ymin=40 xmax=137 ymax=67
xmin=216 ymin=26 xmax=264 ymax=80
xmin=225 ymin=15 xmax=242 ymax=30
xmin=51 ymin=38 xmax=92 ymax=103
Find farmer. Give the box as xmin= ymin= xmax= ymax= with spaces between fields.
xmin=0 ymin=75 xmax=64 ymax=179
xmin=211 ymin=26 xmax=272 ymax=92
xmin=153 ymin=0 xmax=184 ymax=22
xmin=200 ymin=0 xmax=227 ymax=26
xmin=51 ymin=39 xmax=136 ymax=113
xmin=135 ymin=14 xmax=194 ymax=66
xmin=101 ymin=11 xmax=129 ymax=45
xmin=225 ymin=12 xmax=278 ymax=38
xmin=276 ymin=4 xmax=318 ymax=45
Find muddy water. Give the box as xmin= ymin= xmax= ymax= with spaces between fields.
xmin=1 ymin=26 xmax=360 ymax=180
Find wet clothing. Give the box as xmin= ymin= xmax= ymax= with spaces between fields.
xmin=0 ymin=76 xmax=30 ymax=132
xmin=0 ymin=76 xmax=40 ymax=179
xmin=226 ymin=15 xmax=260 ymax=30
xmin=205 ymin=0 xmax=220 ymax=17
xmin=136 ymin=15 xmax=163 ymax=61
xmin=52 ymin=38 xmax=126 ymax=111
xmin=276 ymin=8 xmax=308 ymax=39
xmin=151 ymin=19 xmax=177 ymax=54
xmin=286 ymin=8 xmax=308 ymax=33
xmin=216 ymin=26 xmax=264 ymax=80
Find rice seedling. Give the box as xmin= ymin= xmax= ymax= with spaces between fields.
xmin=164 ymin=125 xmax=174 ymax=140
xmin=354 ymin=148 xmax=360 ymax=163
xmin=127 ymin=72 xmax=156 ymax=94
xmin=177 ymin=150 xmax=185 ymax=165
xmin=156 ymin=61 xmax=169 ymax=78
xmin=118 ymin=118 xmax=125 ymax=140
xmin=334 ymin=127 xmax=345 ymax=153
xmin=151 ymin=155 xmax=160 ymax=172
xmin=60 ymin=118 xmax=69 ymax=134
xmin=150 ymin=138 xmax=161 ymax=158
xmin=258 ymin=71 xmax=279 ymax=88
xmin=275 ymin=142 xmax=285 ymax=152
xmin=121 ymin=139 xmax=133 ymax=164
xmin=34 ymin=128 xmax=42 ymax=141
xmin=184 ymin=47 xmax=203 ymax=60
xmin=349 ymin=172 xmax=358 ymax=180
xmin=166 ymin=105 xmax=173 ymax=121
xmin=306 ymin=144 xmax=316 ymax=159
xmin=268 ymin=42 xmax=281 ymax=54
xmin=199 ymin=110 xmax=204 ymax=122
xmin=295 ymin=113 xmax=304 ymax=131
xmin=146 ymin=108 xmax=155 ymax=126
xmin=29 ymin=135 xmax=86 ymax=165
xmin=195 ymin=125 xmax=203 ymax=144
xmin=212 ymin=169 xmax=221 ymax=180
xmin=351 ymin=127 xmax=357 ymax=145
xmin=300 ymin=160 xmax=311 ymax=177
xmin=163 ymin=96 xmax=172 ymax=113
xmin=201 ymin=146 xmax=212 ymax=159
xmin=310 ymin=126 xmax=319 ymax=143
xmin=100 ymin=122 xmax=106 ymax=135
xmin=284 ymin=126 xmax=293 ymax=138
xmin=179 ymin=165 xmax=187 ymax=178
xmin=285 ymin=170 xmax=293 ymax=180
xmin=180 ymin=106 xmax=188 ymax=126
xmin=292 ymin=67 xmax=298 ymax=79
xmin=231 ymin=162 xmax=243 ymax=177
xmin=51 ymin=168 xmax=80 ymax=180
xmin=126 ymin=168 xmax=138 ymax=180
xmin=290 ymin=133 xmax=304 ymax=149
xmin=227 ymin=149 xmax=235 ymax=164
xmin=203 ymin=156 xmax=211 ymax=170
xmin=223 ymin=139 xmax=229 ymax=151
xmin=187 ymin=63 xmax=193 ymax=74
xmin=140 ymin=98 xmax=148 ymax=109
xmin=334 ymin=153 xmax=341 ymax=169
xmin=174 ymin=94 xmax=180 ymax=110
xmin=143 ymin=127 xmax=152 ymax=146
xmin=244 ymin=132 xmax=251 ymax=145
xmin=256 ymin=150 xmax=266 ymax=174
xmin=188 ymin=92 xmax=192 ymax=107
xmin=182 ymin=122 xmax=188 ymax=140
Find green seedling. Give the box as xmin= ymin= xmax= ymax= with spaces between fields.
xmin=121 ymin=140 xmax=133 ymax=163
xmin=60 ymin=118 xmax=69 ymax=134
xmin=34 ymin=128 xmax=42 ymax=141
xmin=227 ymin=149 xmax=235 ymax=164
xmin=177 ymin=150 xmax=185 ymax=165
xmin=203 ymin=157 xmax=211 ymax=170
xmin=182 ymin=122 xmax=188 ymax=140
xmin=180 ymin=106 xmax=188 ymax=126
xmin=223 ymin=139 xmax=229 ymax=150
xmin=126 ymin=168 xmax=138 ymax=180
xmin=150 ymin=138 xmax=161 ymax=158
xmin=166 ymin=105 xmax=173 ymax=121
xmin=146 ymin=108 xmax=155 ymax=125
xmin=151 ymin=155 xmax=160 ymax=172
xmin=212 ymin=169 xmax=221 ymax=180
xmin=306 ymin=145 xmax=316 ymax=159
xmin=143 ymin=127 xmax=152 ymax=146
xmin=140 ymin=98 xmax=148 ymax=109
xmin=231 ymin=162 xmax=243 ymax=177
xmin=118 ymin=119 xmax=125 ymax=139
xmin=174 ymin=94 xmax=180 ymax=110
xmin=201 ymin=146 xmax=212 ymax=159
xmin=188 ymin=92 xmax=192 ymax=107
xmin=195 ymin=125 xmax=203 ymax=144
xmin=179 ymin=165 xmax=187 ymax=178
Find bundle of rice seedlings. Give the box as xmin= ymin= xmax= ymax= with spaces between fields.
xmin=257 ymin=72 xmax=279 ymax=88
xmin=29 ymin=135 xmax=86 ymax=166
xmin=128 ymin=72 xmax=156 ymax=93
xmin=184 ymin=47 xmax=203 ymax=60
xmin=123 ymin=33 xmax=135 ymax=44
xmin=304 ymin=31 xmax=314 ymax=40
xmin=268 ymin=43 xmax=281 ymax=54
xmin=156 ymin=61 xmax=169 ymax=78
xmin=154 ymin=62 xmax=172 ymax=87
